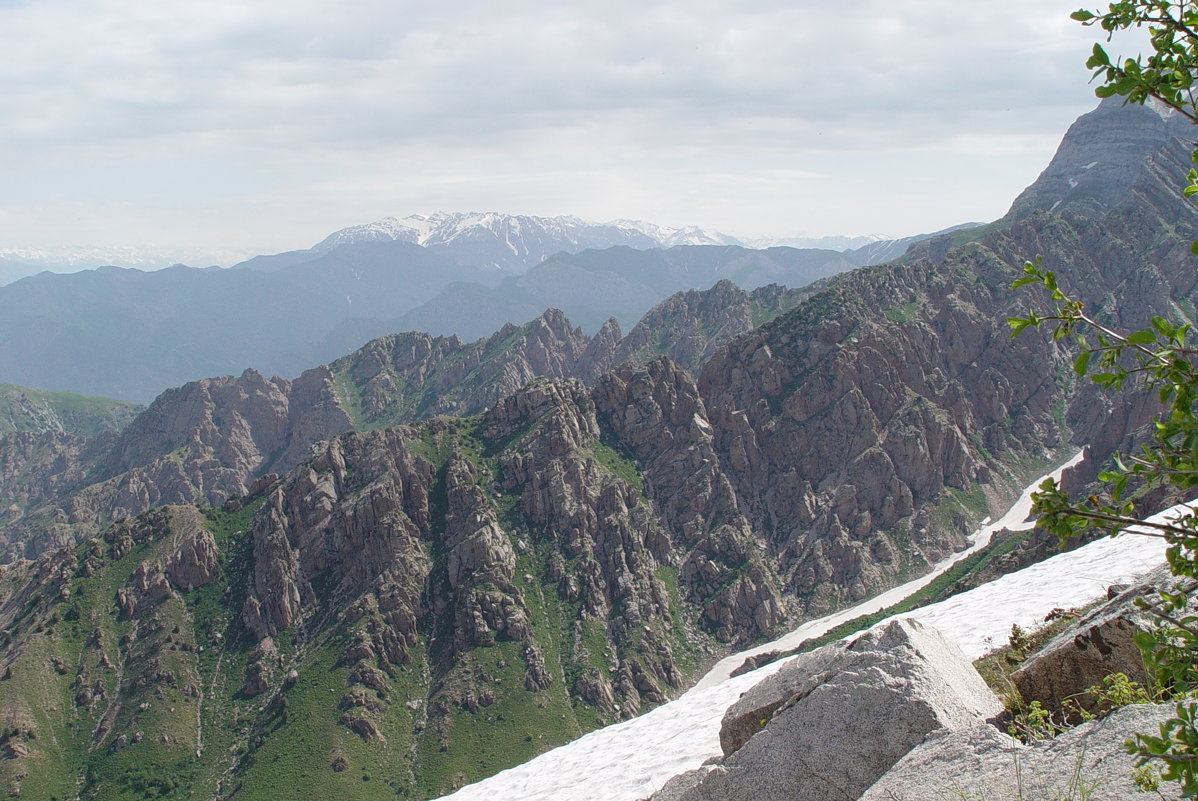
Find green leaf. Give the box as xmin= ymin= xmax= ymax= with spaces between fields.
xmin=1128 ymin=329 xmax=1158 ymax=345
xmin=1007 ymin=317 xmax=1032 ymax=337
xmin=1073 ymin=350 xmax=1092 ymax=376
xmin=1086 ymin=42 xmax=1112 ymax=68
xmin=1070 ymin=9 xmax=1096 ymax=22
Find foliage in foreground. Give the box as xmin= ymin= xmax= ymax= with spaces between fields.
xmin=1012 ymin=1 xmax=1198 ymax=792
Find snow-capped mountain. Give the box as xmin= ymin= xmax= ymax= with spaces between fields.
xmin=310 ymin=212 xmax=971 ymax=277
xmin=311 ymin=212 xmax=743 ymax=272
xmin=606 ymin=219 xmax=743 ymax=247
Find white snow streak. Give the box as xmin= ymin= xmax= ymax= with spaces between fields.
xmin=435 ymin=458 xmax=1179 ymax=801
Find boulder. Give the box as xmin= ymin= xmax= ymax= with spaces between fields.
xmin=1011 ymin=563 xmax=1183 ymax=715
xmin=860 ymin=703 xmax=1179 ymax=800
xmin=654 ymin=618 xmax=1003 ymax=801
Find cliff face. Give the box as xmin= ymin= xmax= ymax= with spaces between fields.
xmin=697 ymin=248 xmax=1060 ymax=613
xmin=0 ymin=287 xmax=800 ymax=561
xmin=0 ymin=374 xmax=724 ymax=800
xmin=1006 ymin=96 xmax=1194 ymax=222
xmin=610 ymin=281 xmax=811 ymax=375
xmin=0 ymin=366 xmax=353 ymax=559
xmin=3 ymin=99 xmax=1198 ymax=800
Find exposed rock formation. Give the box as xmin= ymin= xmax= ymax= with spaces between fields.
xmin=611 ymin=281 xmax=810 ymax=375
xmin=860 ymin=703 xmax=1180 ymax=800
xmin=594 ymin=358 xmax=786 ymax=641
xmin=653 ymin=619 xmax=1003 ymax=801
xmin=1 ymin=286 xmax=800 ymax=563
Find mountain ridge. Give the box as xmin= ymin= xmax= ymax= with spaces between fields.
xmin=1 ymin=97 xmax=1195 ymax=800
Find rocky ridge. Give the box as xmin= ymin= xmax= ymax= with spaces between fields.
xmin=0 ymin=373 xmax=737 ymax=799
xmin=0 ymin=283 xmax=803 ymax=561
xmin=0 ymin=97 xmax=1195 ymax=801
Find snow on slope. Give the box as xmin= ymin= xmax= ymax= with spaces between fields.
xmin=435 ymin=458 xmax=1177 ymax=801
xmin=313 ymin=213 xmax=739 ymax=253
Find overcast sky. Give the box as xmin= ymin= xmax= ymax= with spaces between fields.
xmin=0 ymin=0 xmax=1136 ymax=262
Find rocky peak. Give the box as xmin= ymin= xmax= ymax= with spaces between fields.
xmin=1006 ymin=96 xmax=1194 ymax=221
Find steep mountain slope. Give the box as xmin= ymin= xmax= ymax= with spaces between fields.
xmin=0 ymin=283 xmax=804 ymax=561
xmin=0 ymin=375 xmax=753 ymax=800
xmin=690 ymin=98 xmax=1198 ymax=615
xmin=1 ymin=97 xmax=1195 ymax=801
xmin=0 ymin=384 xmax=141 ymax=437
xmin=1006 ymin=97 xmax=1193 ymax=221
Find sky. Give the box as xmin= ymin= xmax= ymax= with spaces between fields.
xmin=0 ymin=0 xmax=1139 ymax=263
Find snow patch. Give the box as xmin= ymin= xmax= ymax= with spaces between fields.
xmin=436 ymin=453 xmax=1173 ymax=801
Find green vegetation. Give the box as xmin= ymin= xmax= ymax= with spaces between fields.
xmin=587 ymin=440 xmax=645 ymax=495
xmin=972 ymin=607 xmax=1099 ymax=715
xmin=0 ymin=403 xmax=701 ymax=801
xmin=1010 ymin=2 xmax=1198 ymax=791
xmin=794 ymin=528 xmax=1033 ymax=656
xmin=0 ymin=382 xmax=142 ymax=436
xmin=883 ymin=300 xmax=922 ymax=324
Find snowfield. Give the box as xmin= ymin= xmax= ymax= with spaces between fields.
xmin=435 ymin=458 xmax=1179 ymax=801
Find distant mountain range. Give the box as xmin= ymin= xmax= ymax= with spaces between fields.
xmin=0 ymin=97 xmax=1193 ymax=801
xmin=0 ymin=215 xmax=973 ymax=402
xmin=0 ymin=245 xmax=253 ymax=287
xmin=0 ymin=213 xmax=973 ymax=288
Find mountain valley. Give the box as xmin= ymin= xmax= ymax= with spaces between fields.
xmin=0 ymin=95 xmax=1194 ymax=801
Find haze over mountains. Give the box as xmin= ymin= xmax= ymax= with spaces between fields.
xmin=0 ymin=215 xmax=903 ymax=289
xmin=0 ymin=95 xmax=1193 ymax=800
xmin=0 ymin=212 xmax=973 ymax=403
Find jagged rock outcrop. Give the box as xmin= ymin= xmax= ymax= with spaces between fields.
xmin=115 ymin=506 xmax=220 ymax=617
xmin=0 ymin=430 xmax=115 ymax=557
xmin=331 ymin=308 xmax=593 ymax=426
xmin=594 ymin=359 xmax=786 ymax=641
xmin=697 ymin=254 xmax=1042 ymax=614
xmin=694 ymin=125 xmax=1198 ymax=613
xmin=1 ymin=366 xmax=353 ymax=559
xmin=612 ymin=281 xmax=809 ymax=374
xmin=1 ymin=286 xmax=801 ymax=564
xmin=231 ymin=376 xmax=697 ymax=784
xmin=652 ymin=619 xmax=1003 ymax=801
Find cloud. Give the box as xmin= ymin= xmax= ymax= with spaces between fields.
xmin=0 ymin=0 xmax=1116 ymax=250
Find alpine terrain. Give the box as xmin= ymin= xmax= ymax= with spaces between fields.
xmin=0 ymin=95 xmax=1192 ymax=801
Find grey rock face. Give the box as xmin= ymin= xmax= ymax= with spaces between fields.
xmin=1006 ymin=97 xmax=1194 ymax=221
xmin=860 ymin=703 xmax=1179 ymax=801
xmin=655 ymin=619 xmax=1003 ymax=801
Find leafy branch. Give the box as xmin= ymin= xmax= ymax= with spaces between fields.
xmin=1009 ymin=6 xmax=1198 ymax=790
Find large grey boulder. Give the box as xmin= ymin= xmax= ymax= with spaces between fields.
xmin=1011 ymin=563 xmax=1185 ymax=715
xmin=860 ymin=703 xmax=1179 ymax=800
xmin=652 ymin=618 xmax=1003 ymax=801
